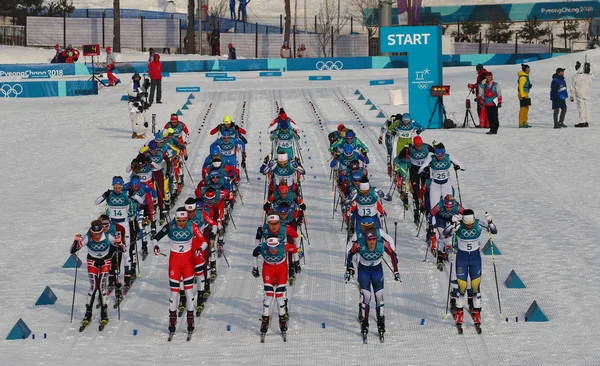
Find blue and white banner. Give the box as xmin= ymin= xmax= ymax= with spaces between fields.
xmin=0 ymin=80 xmax=97 ymax=98
xmin=0 ymin=63 xmax=89 ymax=78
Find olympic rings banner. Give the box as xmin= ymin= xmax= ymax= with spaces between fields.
xmin=0 ymin=80 xmax=97 ymax=98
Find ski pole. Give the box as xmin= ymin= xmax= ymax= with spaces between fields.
xmin=181 ymin=158 xmax=196 ymax=186
xmin=384 ymin=177 xmax=395 ymax=201
xmin=300 ymin=234 xmax=306 ymax=265
xmin=454 ymin=169 xmax=463 ymax=205
xmin=416 ymin=211 xmax=425 ymax=237
xmin=394 ymin=221 xmax=398 ymax=250
xmin=332 ymin=179 xmax=337 ymax=220
xmin=222 ymin=251 xmax=231 ymax=268
xmin=487 ymin=216 xmax=503 ymax=319
xmin=444 ymin=229 xmax=456 ymax=319
xmin=302 ymin=213 xmax=311 ymax=246
xmin=69 ymin=254 xmax=79 ymax=323
xmin=229 ymin=207 xmax=237 ymax=229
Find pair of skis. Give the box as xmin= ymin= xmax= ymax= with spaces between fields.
xmin=79 ymin=319 xmax=108 ymax=332
xmin=168 ymin=330 xmax=194 ymax=342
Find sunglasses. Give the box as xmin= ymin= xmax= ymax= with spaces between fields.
xmin=175 ymin=218 xmax=187 ymax=223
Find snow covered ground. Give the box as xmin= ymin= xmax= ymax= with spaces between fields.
xmin=2 ymin=48 xmax=600 ymax=364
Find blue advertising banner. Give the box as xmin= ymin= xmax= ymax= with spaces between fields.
xmin=0 ymin=63 xmax=81 ymax=78
xmin=365 ymin=1 xmax=600 ymax=25
xmin=381 ymin=26 xmax=443 ymax=129
xmin=0 ymin=80 xmax=97 ymax=98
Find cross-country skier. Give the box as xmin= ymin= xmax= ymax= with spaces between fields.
xmin=256 ymin=212 xmax=302 ymax=281
xmin=270 ymin=119 xmax=300 ymax=160
xmin=396 ymin=136 xmax=434 ymax=223
xmin=252 ymin=226 xmax=298 ymax=341
xmin=418 ymin=143 xmax=462 ymax=214
xmin=347 ymin=178 xmax=385 ymax=235
xmin=152 ymin=207 xmax=208 ymax=337
xmin=329 ymin=129 xmax=369 ymax=156
xmin=429 ymin=194 xmax=464 ymax=270
xmin=386 ymin=112 xmax=423 ymax=166
xmin=200 ymin=187 xmax=226 ymax=278
xmin=346 ymin=227 xmax=400 ymax=341
xmin=210 ymin=115 xmax=248 ymax=143
xmin=269 ymin=108 xmax=300 ymax=135
xmin=71 ymin=220 xmax=125 ymax=330
xmin=210 ymin=130 xmax=246 ymax=169
xmin=98 ymin=214 xmax=126 ymax=294
xmin=328 ymin=124 xmax=346 ymax=145
xmin=443 ymin=210 xmax=497 ymax=333
xmin=260 ymin=152 xmax=305 ymax=196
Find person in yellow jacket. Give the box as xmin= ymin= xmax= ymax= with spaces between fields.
xmin=517 ymin=64 xmax=532 ymax=128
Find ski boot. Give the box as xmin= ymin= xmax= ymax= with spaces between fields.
xmin=377 ymin=315 xmax=385 ymax=342
xmin=455 ymin=308 xmax=464 ymax=334
xmin=130 ymin=263 xmax=137 ymax=282
xmin=260 ymin=315 xmax=270 ymax=337
xmin=401 ymin=192 xmax=409 ymax=210
xmin=361 ymin=318 xmax=369 ymax=341
xmin=151 ymin=222 xmax=157 ymax=236
xmin=168 ymin=310 xmax=177 ymax=333
xmin=450 ymin=297 xmax=457 ymax=316
xmin=436 ymin=250 xmax=444 ymax=271
xmin=357 ymin=305 xmax=363 ymax=323
xmin=100 ymin=304 xmax=108 ymax=326
xmin=178 ymin=291 xmax=187 ymax=317
xmin=217 ymin=240 xmax=224 ymax=258
xmin=210 ymin=261 xmax=217 ymax=281
xmin=204 ymin=281 xmax=211 ymax=298
xmin=294 ymin=260 xmax=301 ymax=274
xmin=123 ymin=276 xmax=131 ymax=295
xmin=81 ymin=304 xmax=93 ymax=329
xmin=114 ymin=283 xmax=123 ymax=308
xmin=141 ymin=242 xmax=148 ymax=259
xmin=288 ymin=266 xmax=296 ymax=286
xmin=472 ymin=307 xmax=482 ymax=334
xmin=187 ymin=310 xmax=195 ymax=332
xmin=427 ymin=226 xmax=437 ymax=254
xmin=107 ymin=275 xmax=115 ymax=295
xmin=196 ymin=292 xmax=205 ymax=317
xmin=279 ymin=314 xmax=288 ymax=332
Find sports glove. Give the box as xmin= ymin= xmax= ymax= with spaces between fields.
xmin=217 ymin=219 xmax=223 ymax=231
xmin=291 ymin=160 xmax=298 ymax=168
xmin=454 ymin=164 xmax=461 ymax=171
xmin=333 ymin=152 xmax=340 ymax=159
xmin=360 ymin=149 xmax=368 ymax=155
xmin=268 ymin=160 xmax=276 ymax=168
xmin=391 ymin=131 xmax=397 ymax=137
xmin=299 ymin=203 xmax=306 ymax=211
xmin=393 ymin=271 xmax=401 ymax=282
xmin=419 ymin=204 xmax=426 ymax=213
xmin=451 ymin=214 xmax=461 ymax=227
xmin=263 ymin=156 xmax=269 ymax=164
xmin=345 ymin=265 xmax=355 ymax=279
xmin=252 ymin=267 xmax=260 ymax=278
xmin=117 ymin=243 xmax=126 ymax=252
xmin=153 ymin=245 xmax=161 ymax=256
xmin=184 ymin=154 xmax=188 ymax=161
xmin=241 ymin=159 xmax=246 ymax=169
xmin=263 ymin=202 xmax=271 ymax=211
xmin=378 ymin=136 xmax=383 ymax=145
xmin=497 ymin=103 xmax=502 ymax=108
xmin=242 ymin=151 xmax=247 ymax=160
xmin=485 ymin=212 xmax=492 ymax=223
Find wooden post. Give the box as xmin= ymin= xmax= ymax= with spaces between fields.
xmin=141 ymin=17 xmax=144 ymax=52
xmin=102 ymin=11 xmax=105 ymax=48
xmin=293 ymin=25 xmax=296 ymax=57
xmin=280 ymin=14 xmax=283 ymax=34
xmin=63 ymin=15 xmax=66 ymax=48
xmin=515 ymin=33 xmax=518 ymax=53
xmin=114 ymin=0 xmax=121 ymax=53
xmin=256 ymin=22 xmax=259 ymax=58
xmin=563 ymin=21 xmax=567 ymax=49
xmin=331 ymin=26 xmax=334 ymax=57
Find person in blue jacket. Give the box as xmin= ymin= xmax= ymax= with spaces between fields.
xmin=551 ymin=67 xmax=569 ymax=129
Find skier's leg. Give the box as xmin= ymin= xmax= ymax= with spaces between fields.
xmin=262 ymin=265 xmax=276 ymax=317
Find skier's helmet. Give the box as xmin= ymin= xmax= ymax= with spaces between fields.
xmin=90 ymin=220 xmax=103 ymax=240
xmin=349 ymin=160 xmax=360 ymax=171
xmin=343 ymin=143 xmax=354 ymax=157
xmin=401 ymin=113 xmax=411 ymax=125
xmin=184 ymin=197 xmax=196 ymax=212
xmin=413 ymin=136 xmax=423 ymax=147
xmin=279 ymin=120 xmax=289 ymax=131
xmin=148 ymin=140 xmax=158 ymax=151
xmin=443 ymin=194 xmax=455 ymax=209
xmin=210 ymin=145 xmax=222 ymax=157
xmin=462 ymin=209 xmax=475 ymax=226
xmin=211 ymin=156 xmax=222 ymax=168
xmin=130 ymin=175 xmax=141 ymax=189
xmin=223 ymin=115 xmax=232 ymax=125
xmin=112 ymin=176 xmax=124 ymax=186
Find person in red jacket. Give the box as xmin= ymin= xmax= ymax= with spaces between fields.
xmin=467 ymin=64 xmax=489 ymax=128
xmin=148 ymin=53 xmax=163 ymax=104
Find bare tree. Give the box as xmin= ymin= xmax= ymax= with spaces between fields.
xmin=113 ymin=0 xmax=120 ymax=52
xmin=209 ymin=0 xmax=228 ymax=18
xmin=316 ymin=0 xmax=349 ymax=57
xmin=186 ymin=0 xmax=194 ymax=53
xmin=284 ymin=0 xmax=291 ymax=44
xmin=348 ymin=0 xmax=378 ymax=36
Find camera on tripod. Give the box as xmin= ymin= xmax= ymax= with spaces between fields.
xmin=462 ymin=86 xmax=479 ymax=128
xmin=143 ymin=78 xmax=151 ymax=90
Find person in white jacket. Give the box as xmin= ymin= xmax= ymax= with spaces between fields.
xmin=127 ymin=73 xmax=149 ymax=138
xmin=570 ymin=61 xmax=593 ymax=128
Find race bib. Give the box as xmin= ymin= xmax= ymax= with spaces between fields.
xmin=110 ymin=207 xmax=128 ymax=219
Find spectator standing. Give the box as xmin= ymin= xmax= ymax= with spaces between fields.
xmin=498 ymin=35 xmax=508 ymax=43
xmin=228 ymin=43 xmax=237 ymax=60
xmin=211 ymin=28 xmax=221 ymax=56
xmin=459 ymin=33 xmax=471 ymax=42
xmin=517 ymin=64 xmax=532 ymax=128
xmin=467 ymin=64 xmax=489 ymax=128
xmin=105 ymin=46 xmax=119 ymax=87
xmin=297 ymin=43 xmax=307 ymax=58
xmin=229 ymin=0 xmax=236 ymax=19
xmin=280 ymin=41 xmax=292 ymax=58
xmin=51 ymin=44 xmax=64 ymax=63
xmin=238 ymin=0 xmax=250 ymax=22
xmin=550 ymin=67 xmax=568 ymax=129
xmin=570 ymin=61 xmax=593 ymax=128
xmin=148 ymin=48 xmax=155 ymax=63
xmin=148 ymin=54 xmax=163 ymax=105
xmin=478 ymin=72 xmax=502 ymax=135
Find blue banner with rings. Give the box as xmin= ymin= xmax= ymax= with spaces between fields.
xmin=0 ymin=80 xmax=97 ymax=98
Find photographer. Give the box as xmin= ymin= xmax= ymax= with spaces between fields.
xmin=467 ymin=64 xmax=488 ymax=128
xmin=127 ymin=73 xmax=150 ymax=139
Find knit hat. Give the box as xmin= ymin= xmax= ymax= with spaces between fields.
xmin=521 ymin=63 xmax=530 ymax=71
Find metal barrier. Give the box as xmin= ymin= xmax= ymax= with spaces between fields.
xmin=0 ymin=25 xmax=25 ymax=46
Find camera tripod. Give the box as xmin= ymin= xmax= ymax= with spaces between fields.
xmin=462 ymin=88 xmax=479 ymax=128
xmin=88 ymin=55 xmax=107 ymax=86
